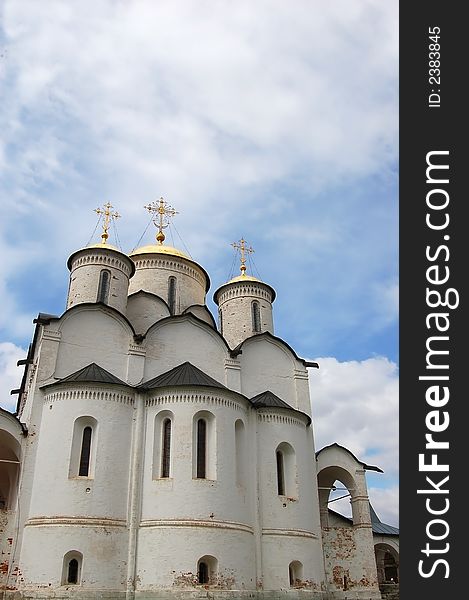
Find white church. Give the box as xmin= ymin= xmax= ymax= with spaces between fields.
xmin=0 ymin=200 xmax=398 ymax=600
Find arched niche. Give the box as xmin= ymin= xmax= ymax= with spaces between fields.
xmin=0 ymin=427 xmax=21 ymax=510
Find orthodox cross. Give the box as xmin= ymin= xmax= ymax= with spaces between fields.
xmin=144 ymin=197 xmax=178 ymax=244
xmin=231 ymin=238 xmax=254 ymax=275
xmin=94 ymin=202 xmax=120 ymax=244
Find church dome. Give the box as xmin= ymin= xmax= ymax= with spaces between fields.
xmin=129 ymin=244 xmax=190 ymax=260
xmin=213 ymin=240 xmax=276 ymax=348
xmin=227 ymin=273 xmax=261 ymax=284
xmin=66 ymin=242 xmax=135 ymax=314
xmin=128 ymin=242 xmax=210 ymax=312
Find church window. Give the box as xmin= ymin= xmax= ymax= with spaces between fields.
xmin=197 ymin=555 xmax=217 ymax=585
xmin=78 ymin=427 xmax=92 ymax=476
xmin=275 ymin=442 xmax=297 ymax=498
xmin=235 ymin=419 xmax=246 ymax=486
xmin=68 ymin=559 xmax=79 ymax=584
xmin=69 ymin=417 xmax=97 ymax=479
xmin=289 ymin=561 xmax=303 ymax=587
xmin=153 ymin=410 xmax=174 ymax=480
xmin=161 ymin=418 xmax=172 ymax=478
xmin=252 ymin=301 xmax=261 ymax=332
xmin=276 ymin=450 xmax=285 ymax=495
xmin=193 ymin=411 xmax=216 ymax=480
xmin=168 ymin=276 xmax=177 ymax=314
xmin=97 ymin=269 xmax=111 ymax=304
xmin=198 ymin=561 xmax=209 ymax=584
xmin=61 ymin=551 xmax=82 ymax=586
xmin=218 ymin=308 xmax=223 ymax=335
xmin=196 ymin=418 xmax=207 ymax=479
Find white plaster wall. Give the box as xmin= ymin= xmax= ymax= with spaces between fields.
xmin=54 ymin=308 xmax=133 ymax=381
xmin=28 ymin=385 xmax=134 ymax=521
xmin=141 ymin=390 xmax=253 ymax=526
xmin=257 ymin=412 xmax=319 ymax=533
xmin=183 ymin=304 xmax=216 ymax=327
xmin=67 ymin=249 xmax=133 ymax=314
xmin=0 ymin=508 xmax=17 ymax=589
xmin=239 ymin=337 xmax=299 ymax=407
xmin=216 ymin=283 xmax=274 ymax=349
xmin=126 ymin=293 xmax=170 ymax=334
xmin=136 ymin=527 xmax=256 ymax=590
xmin=143 ymin=319 xmax=228 ymax=384
xmin=255 ymin=411 xmax=326 ymax=591
xmin=18 ymin=525 xmax=128 ymax=590
xmin=129 ymin=255 xmax=207 ymax=312
xmin=261 ymin=535 xmax=326 ymax=592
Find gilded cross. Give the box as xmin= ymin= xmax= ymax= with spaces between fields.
xmin=94 ymin=202 xmax=121 ymax=244
xmin=231 ymin=238 xmax=254 ymax=275
xmin=144 ymin=197 xmax=179 ymax=244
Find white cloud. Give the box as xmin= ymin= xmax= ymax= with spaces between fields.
xmin=309 ymin=356 xmax=398 ymax=522
xmin=0 ymin=1 xmax=397 ymax=349
xmin=0 ymin=342 xmax=26 ymax=412
xmin=0 ymin=9 xmax=398 ymax=372
xmin=368 ymin=485 xmax=399 ymax=527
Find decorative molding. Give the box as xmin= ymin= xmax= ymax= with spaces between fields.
xmin=218 ymin=284 xmax=272 ymax=305
xmin=72 ymin=252 xmax=133 ymax=277
xmin=25 ymin=516 xmax=126 ymax=528
xmin=146 ymin=391 xmax=246 ymax=412
xmin=257 ymin=412 xmax=306 ymax=428
xmin=44 ymin=388 xmax=135 ymax=406
xmin=293 ymin=369 xmax=309 ymax=380
xmin=128 ymin=344 xmax=146 ymax=356
xmin=133 ymin=257 xmax=206 ymax=288
xmin=42 ymin=329 xmax=62 ymax=342
xmin=140 ymin=518 xmax=253 ymax=534
xmin=262 ymin=528 xmax=318 ymax=539
xmin=224 ymin=358 xmax=241 ymax=370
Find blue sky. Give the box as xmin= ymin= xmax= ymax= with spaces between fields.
xmin=0 ymin=0 xmax=398 ymax=524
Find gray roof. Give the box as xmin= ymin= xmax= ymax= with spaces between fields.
xmin=370 ymin=504 xmax=400 ymax=535
xmin=316 ymin=443 xmax=383 ymax=473
xmin=139 ymin=362 xmax=226 ymax=391
xmin=329 ymin=505 xmax=399 ymax=536
xmin=43 ymin=363 xmax=127 ymax=387
xmin=250 ymin=390 xmax=293 ymax=410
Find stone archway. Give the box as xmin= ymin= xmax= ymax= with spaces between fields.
xmin=0 ymin=429 xmax=21 ymax=510
xmin=375 ymin=543 xmax=399 ymax=584
xmin=316 ymin=444 xmax=382 ymax=600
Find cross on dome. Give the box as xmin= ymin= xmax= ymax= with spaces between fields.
xmin=231 ymin=237 xmax=254 ymax=276
xmin=94 ymin=202 xmax=120 ymax=244
xmin=144 ymin=197 xmax=179 ymax=245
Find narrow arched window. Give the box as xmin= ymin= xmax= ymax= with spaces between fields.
xmin=197 ymin=555 xmax=217 ymax=584
xmin=235 ymin=419 xmax=245 ymax=486
xmin=161 ymin=418 xmax=172 ymax=478
xmin=97 ymin=269 xmax=111 ymax=304
xmin=68 ymin=559 xmax=79 ymax=584
xmin=276 ymin=450 xmax=285 ymax=495
xmin=79 ymin=427 xmax=92 ymax=477
xmin=198 ymin=561 xmax=209 ymax=584
xmin=218 ymin=308 xmax=223 ymax=335
xmin=62 ymin=551 xmax=82 ymax=586
xmin=168 ymin=276 xmax=177 ymax=314
xmin=196 ymin=418 xmax=207 ymax=479
xmin=252 ymin=301 xmax=261 ymax=332
xmin=289 ymin=561 xmax=303 ymax=587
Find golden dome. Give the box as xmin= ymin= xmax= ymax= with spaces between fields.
xmin=129 ymin=244 xmax=190 ymax=259
xmin=86 ymin=242 xmax=120 ymax=251
xmin=227 ymin=273 xmax=262 ymax=284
